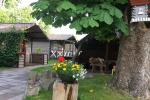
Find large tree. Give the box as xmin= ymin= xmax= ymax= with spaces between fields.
xmin=32 ymin=0 xmax=150 ymax=99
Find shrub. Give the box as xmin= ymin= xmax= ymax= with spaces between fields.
xmin=0 ymin=31 xmax=25 ymax=67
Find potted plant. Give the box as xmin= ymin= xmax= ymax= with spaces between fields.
xmin=52 ymin=56 xmax=87 ymax=100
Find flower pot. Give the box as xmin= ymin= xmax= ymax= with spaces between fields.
xmin=52 ymin=80 xmax=78 ymax=100
xmin=58 ymin=74 xmax=77 ymax=84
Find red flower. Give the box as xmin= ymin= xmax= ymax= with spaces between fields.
xmin=58 ymin=56 xmax=65 ymax=62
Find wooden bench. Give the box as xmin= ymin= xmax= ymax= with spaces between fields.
xmin=89 ymin=57 xmax=106 ymax=73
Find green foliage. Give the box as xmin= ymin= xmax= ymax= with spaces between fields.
xmin=5 ymin=0 xmax=19 ymax=8
xmin=0 ymin=0 xmax=33 ymax=23
xmin=32 ymin=0 xmax=128 ymax=41
xmin=35 ymin=48 xmax=42 ymax=54
xmin=0 ymin=7 xmax=33 ymax=23
xmin=0 ymin=31 xmax=25 ymax=67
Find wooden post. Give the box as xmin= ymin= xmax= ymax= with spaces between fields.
xmin=30 ymin=39 xmax=33 ymax=63
xmin=52 ymin=80 xmax=78 ymax=100
xmin=49 ymin=40 xmax=51 ymax=59
xmin=63 ymin=41 xmax=65 ymax=57
xmin=104 ymin=43 xmax=109 ymax=72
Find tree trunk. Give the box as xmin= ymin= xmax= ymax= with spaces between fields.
xmin=52 ymin=80 xmax=78 ymax=100
xmin=113 ymin=22 xmax=150 ymax=99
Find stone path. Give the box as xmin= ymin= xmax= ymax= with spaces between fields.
xmin=0 ymin=69 xmax=28 ymax=100
xmin=0 ymin=65 xmax=46 ymax=100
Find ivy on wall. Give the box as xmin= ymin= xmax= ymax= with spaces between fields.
xmin=0 ymin=31 xmax=25 ymax=67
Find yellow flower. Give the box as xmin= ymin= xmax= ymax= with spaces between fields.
xmin=72 ymin=65 xmax=75 ymax=68
xmin=63 ymin=64 xmax=67 ymax=67
xmin=72 ymin=68 xmax=76 ymax=71
xmin=77 ymin=65 xmax=80 ymax=69
xmin=58 ymin=64 xmax=61 ymax=67
xmin=63 ymin=68 xmax=66 ymax=71
xmin=55 ymin=68 xmax=57 ymax=71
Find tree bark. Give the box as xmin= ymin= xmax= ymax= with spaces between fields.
xmin=113 ymin=22 xmax=150 ymax=99
xmin=52 ymin=80 xmax=78 ymax=100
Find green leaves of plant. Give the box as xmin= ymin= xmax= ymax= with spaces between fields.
xmin=70 ymin=21 xmax=82 ymax=31
xmin=114 ymin=8 xmax=123 ymax=18
xmin=114 ymin=19 xmax=129 ymax=36
xmin=32 ymin=0 xmax=49 ymax=10
xmin=42 ymin=16 xmax=53 ymax=25
xmin=88 ymin=18 xmax=99 ymax=27
xmin=104 ymin=12 xmax=113 ymax=25
xmin=57 ymin=1 xmax=76 ymax=12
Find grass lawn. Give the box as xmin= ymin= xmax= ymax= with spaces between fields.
xmin=31 ymin=66 xmax=50 ymax=74
xmin=31 ymin=59 xmax=57 ymax=74
xmin=26 ymin=74 xmax=133 ymax=100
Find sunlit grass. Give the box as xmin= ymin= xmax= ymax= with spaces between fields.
xmin=26 ymin=74 xmax=133 ymax=100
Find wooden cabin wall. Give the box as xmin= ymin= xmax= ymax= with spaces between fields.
xmin=76 ymin=39 xmax=119 ymax=70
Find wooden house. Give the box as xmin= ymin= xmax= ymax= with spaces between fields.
xmin=0 ymin=23 xmax=76 ymax=67
xmin=75 ymin=35 xmax=119 ymax=72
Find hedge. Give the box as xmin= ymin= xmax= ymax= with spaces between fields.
xmin=0 ymin=31 xmax=25 ymax=67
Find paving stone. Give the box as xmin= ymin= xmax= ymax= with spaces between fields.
xmin=0 ymin=65 xmax=46 ymax=100
xmin=0 ymin=69 xmax=28 ymax=100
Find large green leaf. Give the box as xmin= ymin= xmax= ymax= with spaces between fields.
xmin=57 ymin=1 xmax=76 ymax=12
xmin=70 ymin=21 xmax=82 ymax=31
xmin=32 ymin=0 xmax=49 ymax=10
xmin=80 ymin=17 xmax=89 ymax=28
xmin=42 ymin=16 xmax=53 ymax=25
xmin=114 ymin=19 xmax=129 ymax=35
xmin=89 ymin=18 xmax=99 ymax=27
xmin=104 ymin=12 xmax=113 ymax=25
xmin=114 ymin=8 xmax=123 ymax=18
xmin=92 ymin=9 xmax=105 ymax=22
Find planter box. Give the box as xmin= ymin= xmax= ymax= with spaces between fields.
xmin=31 ymin=54 xmax=48 ymax=64
xmin=52 ymin=80 xmax=78 ymax=100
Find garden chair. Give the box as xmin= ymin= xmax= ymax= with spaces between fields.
xmin=89 ymin=57 xmax=106 ymax=73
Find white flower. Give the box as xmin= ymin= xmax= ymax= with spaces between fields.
xmin=76 ymin=74 xmax=79 ymax=77
xmin=73 ymin=75 xmax=75 ymax=78
xmin=79 ymin=68 xmax=87 ymax=80
xmin=76 ymin=78 xmax=78 ymax=81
